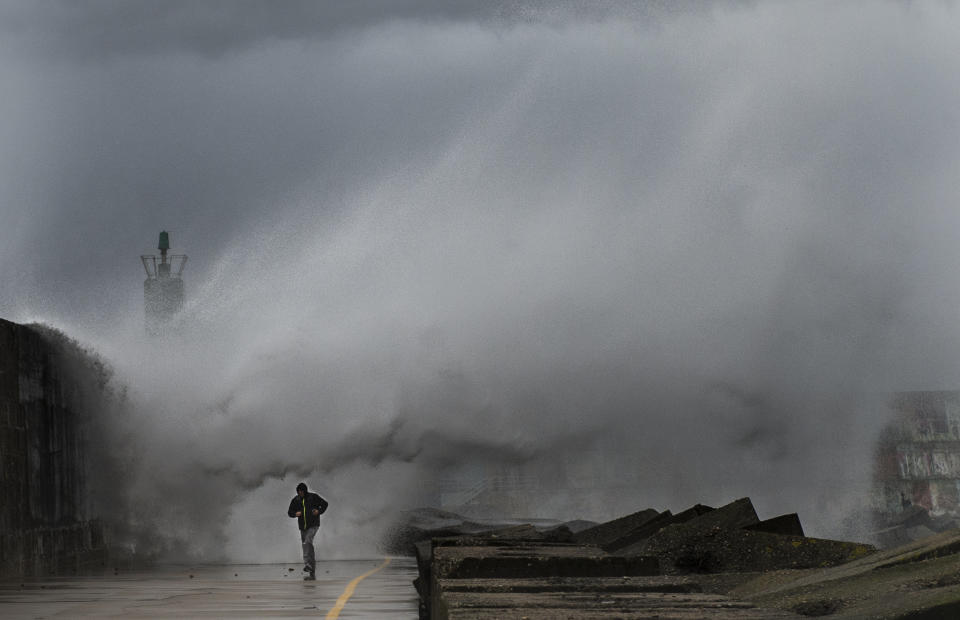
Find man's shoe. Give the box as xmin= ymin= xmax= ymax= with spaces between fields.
xmin=303 ymin=565 xmax=312 ymax=572
xmin=303 ymin=572 xmax=316 ymax=581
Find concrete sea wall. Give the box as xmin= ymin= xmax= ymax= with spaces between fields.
xmin=0 ymin=318 xmax=107 ymax=577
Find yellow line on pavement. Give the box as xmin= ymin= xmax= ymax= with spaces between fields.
xmin=325 ymin=557 xmax=392 ymax=619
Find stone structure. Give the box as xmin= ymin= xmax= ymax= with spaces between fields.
xmin=413 ymin=498 xmax=880 ymax=619
xmin=0 ymin=319 xmax=107 ymax=577
xmin=874 ymin=391 xmax=960 ymax=518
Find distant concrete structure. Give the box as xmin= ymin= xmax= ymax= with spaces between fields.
xmin=874 ymin=391 xmax=960 ymax=518
xmin=141 ymin=231 xmax=187 ymax=335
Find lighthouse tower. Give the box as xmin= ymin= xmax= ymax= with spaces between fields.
xmin=141 ymin=231 xmax=188 ymax=334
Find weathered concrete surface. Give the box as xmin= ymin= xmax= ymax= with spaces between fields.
xmin=733 ymin=527 xmax=960 ymax=618
xmin=602 ymin=504 xmax=715 ymax=553
xmin=0 ymin=522 xmax=107 ymax=578
xmin=607 ymin=498 xmax=873 ymax=575
xmin=0 ymin=319 xmax=108 ymax=578
xmin=434 ymin=589 xmax=804 ymax=619
xmin=744 ymin=513 xmax=804 ymax=537
xmin=436 ymin=575 xmax=706 ymax=594
xmin=414 ymin=498 xmax=890 ymax=618
xmin=571 ymin=508 xmax=659 ymax=547
xmin=431 ymin=542 xmax=659 ymax=581
xmin=633 ymin=527 xmax=873 ymax=575
xmin=413 ymin=523 xmax=586 ymax=612
xmin=432 ymin=574 xmax=804 ymax=619
xmin=420 ymin=538 xmax=659 ymax=619
xmin=0 ymin=559 xmax=419 ymax=618
xmin=418 ymin=518 xmax=960 ymax=618
xmin=669 ymin=498 xmax=759 ymax=533
xmin=611 ymin=497 xmax=757 ymax=557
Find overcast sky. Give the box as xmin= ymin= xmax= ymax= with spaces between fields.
xmin=3 ymin=1 xmax=960 ymax=559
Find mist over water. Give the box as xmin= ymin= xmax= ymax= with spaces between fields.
xmin=4 ymin=2 xmax=960 ymax=560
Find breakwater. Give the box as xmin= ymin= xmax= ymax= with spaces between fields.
xmin=0 ymin=319 xmax=108 ymax=577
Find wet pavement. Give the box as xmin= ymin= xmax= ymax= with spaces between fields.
xmin=0 ymin=558 xmax=418 ymax=618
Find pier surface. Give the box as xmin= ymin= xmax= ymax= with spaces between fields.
xmin=0 ymin=558 xmax=417 ymax=619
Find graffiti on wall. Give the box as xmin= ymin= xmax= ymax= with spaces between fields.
xmin=875 ymin=391 xmax=960 ymax=517
xmin=897 ymin=449 xmax=960 ymax=480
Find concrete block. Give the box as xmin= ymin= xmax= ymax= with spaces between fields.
xmin=602 ymin=504 xmax=716 ymax=553
xmin=745 ymin=513 xmax=804 ymax=537
xmin=615 ymin=498 xmax=758 ymax=557
xmin=631 ymin=527 xmax=874 ymax=575
xmin=479 ymin=524 xmax=552 ymax=541
xmin=599 ymin=510 xmax=674 ymax=552
xmin=437 ymin=575 xmax=706 ymax=595
xmin=687 ymin=497 xmax=759 ymax=531
xmin=433 ymin=588 xmax=804 ymax=619
xmin=554 ymin=519 xmax=598 ymax=534
xmin=571 ymin=508 xmax=659 ymax=547
xmin=432 ymin=543 xmax=660 ymax=581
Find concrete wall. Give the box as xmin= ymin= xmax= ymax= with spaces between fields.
xmin=874 ymin=391 xmax=960 ymax=517
xmin=0 ymin=318 xmax=107 ymax=577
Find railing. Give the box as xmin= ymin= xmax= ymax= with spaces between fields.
xmin=141 ymin=254 xmax=188 ymax=279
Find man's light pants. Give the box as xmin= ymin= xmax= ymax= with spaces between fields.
xmin=300 ymin=526 xmax=318 ymax=572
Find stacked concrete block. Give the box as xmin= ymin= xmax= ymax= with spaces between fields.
xmin=411 ymin=497 xmax=880 ymax=618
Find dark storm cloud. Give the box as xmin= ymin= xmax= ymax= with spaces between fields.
xmin=0 ymin=0 xmax=488 ymax=58
xmin=0 ymin=0 xmax=697 ymax=59
xmin=0 ymin=0 xmax=728 ymax=324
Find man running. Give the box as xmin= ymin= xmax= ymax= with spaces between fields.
xmin=287 ymin=482 xmax=329 ymax=580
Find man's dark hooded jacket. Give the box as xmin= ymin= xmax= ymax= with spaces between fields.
xmin=288 ymin=491 xmax=329 ymax=530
